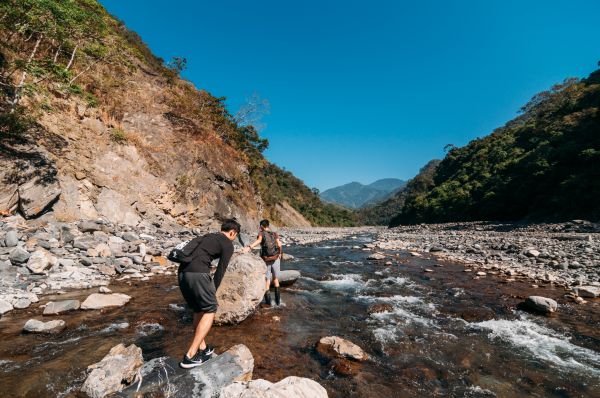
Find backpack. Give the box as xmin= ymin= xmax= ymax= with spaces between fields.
xmin=167 ymin=236 xmax=202 ymax=264
xmin=260 ymin=231 xmax=279 ymax=257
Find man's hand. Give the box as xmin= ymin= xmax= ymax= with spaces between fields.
xmin=242 ymin=246 xmax=251 ymax=254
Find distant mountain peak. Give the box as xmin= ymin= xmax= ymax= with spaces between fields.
xmin=320 ymin=178 xmax=406 ymax=209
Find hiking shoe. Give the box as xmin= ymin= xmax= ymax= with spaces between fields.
xmin=179 ymin=350 xmax=210 ymax=369
xmin=202 ymin=345 xmax=215 ymax=356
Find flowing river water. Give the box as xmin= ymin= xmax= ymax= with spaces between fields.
xmin=1 ymin=233 xmax=599 ymax=397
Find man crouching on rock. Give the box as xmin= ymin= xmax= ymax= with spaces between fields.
xmin=177 ymin=219 xmax=241 ymax=369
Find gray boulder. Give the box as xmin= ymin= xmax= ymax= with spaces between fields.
xmin=81 ymin=293 xmax=131 ymax=310
xmin=215 ymin=254 xmax=266 ymax=325
xmin=78 ymin=221 xmax=101 ymax=233
xmin=9 ymin=247 xmax=30 ymax=264
xmin=0 ymin=300 xmax=13 ymax=315
xmin=4 ymin=230 xmax=19 ymax=247
xmin=221 ymin=376 xmax=328 ymax=398
xmin=13 ymin=298 xmax=32 ymax=309
xmin=73 ymin=236 xmax=98 ymax=250
xmin=23 ymin=319 xmax=66 ymax=333
xmin=18 ymin=177 xmax=61 ymax=218
xmin=81 ymin=344 xmax=143 ymax=398
xmin=26 ymin=249 xmax=57 ymax=274
xmin=43 ymin=299 xmax=80 ymax=315
xmin=116 ymin=344 xmax=254 ymax=397
xmin=575 ymin=286 xmax=600 ymax=298
xmin=521 ymin=296 xmax=558 ymax=314
xmin=278 ymin=270 xmax=301 ymax=287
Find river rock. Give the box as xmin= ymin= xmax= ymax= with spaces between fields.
xmin=26 ymin=249 xmax=57 ymax=274
xmin=0 ymin=300 xmax=13 ymax=315
xmin=278 ymin=270 xmax=301 ymax=286
xmin=9 ymin=247 xmax=30 ymax=264
xmin=368 ymin=253 xmax=386 ymax=260
xmin=525 ymin=249 xmax=540 ymax=258
xmin=81 ymin=343 xmax=143 ymax=398
xmin=81 ymin=293 xmax=131 ymax=310
xmin=79 ymin=221 xmax=102 ymax=233
xmin=367 ymin=303 xmax=394 ymax=314
xmin=13 ymin=298 xmax=31 ymax=309
xmin=521 ymin=296 xmax=558 ymax=314
xmin=4 ymin=230 xmax=19 ymax=247
xmin=575 ymin=286 xmax=600 ymax=298
xmin=18 ymin=177 xmax=61 ymax=218
xmin=116 ymin=344 xmax=254 ymax=397
xmin=281 ymin=253 xmax=295 ymax=261
xmin=23 ymin=319 xmax=66 ymax=333
xmin=221 ymin=376 xmax=328 ymax=398
xmin=43 ymin=299 xmax=80 ymax=315
xmin=317 ymin=336 xmax=367 ymax=361
xmin=215 ymin=254 xmax=266 ymax=325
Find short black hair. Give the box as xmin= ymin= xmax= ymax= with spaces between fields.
xmin=221 ymin=219 xmax=241 ymax=233
xmin=259 ymin=219 xmax=270 ymax=228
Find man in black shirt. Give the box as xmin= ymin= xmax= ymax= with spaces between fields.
xmin=178 ymin=219 xmax=241 ymax=368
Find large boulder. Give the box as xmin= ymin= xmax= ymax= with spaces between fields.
xmin=221 ymin=376 xmax=328 ymax=398
xmin=43 ymin=299 xmax=80 ymax=315
xmin=18 ymin=177 xmax=61 ymax=218
xmin=81 ymin=293 xmax=131 ymax=310
xmin=215 ymin=254 xmax=266 ymax=325
xmin=520 ymin=296 xmax=558 ymax=314
xmin=23 ymin=319 xmax=66 ymax=333
xmin=81 ymin=344 xmax=143 ymax=398
xmin=116 ymin=344 xmax=254 ymax=397
xmin=278 ymin=270 xmax=301 ymax=287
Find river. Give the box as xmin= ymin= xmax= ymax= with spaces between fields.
xmin=0 ymin=233 xmax=599 ymax=397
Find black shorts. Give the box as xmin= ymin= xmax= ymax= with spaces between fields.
xmin=178 ymin=272 xmax=218 ymax=313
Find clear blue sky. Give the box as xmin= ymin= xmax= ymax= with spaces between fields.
xmin=99 ymin=0 xmax=600 ymax=190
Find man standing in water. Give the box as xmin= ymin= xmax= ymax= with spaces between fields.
xmin=243 ymin=219 xmax=283 ymax=306
xmin=177 ymin=219 xmax=241 ymax=368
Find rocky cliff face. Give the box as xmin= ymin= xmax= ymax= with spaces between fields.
xmin=0 ymin=1 xmax=313 ymax=230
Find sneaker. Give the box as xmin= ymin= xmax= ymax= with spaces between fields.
xmin=202 ymin=345 xmax=215 ymax=356
xmin=179 ymin=350 xmax=209 ymax=369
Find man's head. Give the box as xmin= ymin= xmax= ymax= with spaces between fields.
xmin=259 ymin=219 xmax=270 ymax=231
xmin=221 ymin=219 xmax=241 ymax=242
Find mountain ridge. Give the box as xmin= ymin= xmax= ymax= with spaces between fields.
xmin=320 ymin=178 xmax=406 ymax=209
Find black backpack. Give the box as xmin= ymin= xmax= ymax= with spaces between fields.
xmin=168 ymin=236 xmax=203 ymax=264
xmin=260 ymin=231 xmax=279 ymax=257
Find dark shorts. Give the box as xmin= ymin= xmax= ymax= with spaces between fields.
xmin=178 ymin=272 xmax=218 ymax=313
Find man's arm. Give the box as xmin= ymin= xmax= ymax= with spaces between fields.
xmin=213 ymin=243 xmax=234 ymax=290
xmin=276 ymin=233 xmax=283 ymax=258
xmin=243 ymin=233 xmax=262 ymax=253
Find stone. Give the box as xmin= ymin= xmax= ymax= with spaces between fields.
xmin=0 ymin=300 xmax=13 ymax=315
xmin=367 ymin=253 xmax=386 ymax=260
xmin=429 ymin=246 xmax=444 ymax=252
xmin=317 ymin=336 xmax=367 ymax=361
xmin=9 ymin=247 xmax=30 ymax=264
xmin=81 ymin=344 xmax=143 ymax=398
xmin=13 ymin=298 xmax=31 ymax=309
xmin=215 ymin=254 xmax=266 ymax=325
xmin=122 ymin=232 xmax=139 ymax=242
xmin=281 ymin=253 xmax=295 ymax=261
xmin=23 ymin=319 xmax=66 ymax=334
xmin=18 ymin=177 xmax=61 ymax=218
xmin=525 ymin=249 xmax=541 ymax=258
xmin=4 ymin=230 xmax=19 ymax=247
xmin=99 ymin=286 xmax=112 ymax=293
xmin=116 ymin=344 xmax=254 ymax=397
xmin=43 ymin=299 xmax=80 ymax=315
xmin=0 ymin=182 xmax=18 ymax=215
xmin=94 ymin=243 xmax=112 ymax=257
xmin=81 ymin=293 xmax=131 ymax=310
xmin=476 ymin=271 xmax=487 ymax=276
xmin=277 ymin=270 xmax=301 ymax=287
xmin=26 ymin=249 xmax=57 ymax=274
xmin=96 ymin=188 xmax=140 ymax=226
xmin=575 ymin=286 xmax=600 ymax=298
xmin=73 ymin=236 xmax=98 ymax=250
xmin=78 ymin=221 xmax=101 ymax=233
xmin=221 ymin=376 xmax=328 ymax=398
xmin=60 ymin=225 xmax=78 ymax=244
xmin=367 ymin=303 xmax=394 ymax=314
xmin=521 ymin=296 xmax=558 ymax=314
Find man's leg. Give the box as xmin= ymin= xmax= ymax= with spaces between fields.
xmin=264 ymin=263 xmax=272 ymax=305
xmin=272 ymin=259 xmax=282 ymax=305
xmin=186 ymin=312 xmax=216 ymax=358
xmin=192 ymin=312 xmax=208 ymax=352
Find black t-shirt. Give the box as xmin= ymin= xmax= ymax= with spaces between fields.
xmin=178 ymin=233 xmax=234 ymax=290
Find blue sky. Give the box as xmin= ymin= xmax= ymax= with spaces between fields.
xmin=100 ymin=0 xmax=600 ymax=190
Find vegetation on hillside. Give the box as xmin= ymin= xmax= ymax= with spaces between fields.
xmin=390 ymin=69 xmax=600 ymax=225
xmin=0 ymin=0 xmax=354 ymax=226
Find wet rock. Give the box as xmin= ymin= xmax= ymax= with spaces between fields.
xmin=368 ymin=253 xmax=386 ymax=260
xmin=367 ymin=303 xmax=394 ymax=314
xmin=18 ymin=177 xmax=61 ymax=218
xmin=78 ymin=221 xmax=101 ymax=233
xmin=281 ymin=253 xmax=295 ymax=261
xmin=575 ymin=286 xmax=600 ymax=298
xmin=278 ymin=270 xmax=301 ymax=286
xmin=81 ymin=293 xmax=131 ymax=310
xmin=9 ymin=247 xmax=30 ymax=264
xmin=520 ymin=296 xmax=558 ymax=314
xmin=26 ymin=249 xmax=57 ymax=274
xmin=43 ymin=299 xmax=80 ymax=315
xmin=317 ymin=336 xmax=367 ymax=361
xmin=0 ymin=300 xmax=13 ymax=315
xmin=5 ymin=230 xmax=19 ymax=247
xmin=116 ymin=344 xmax=253 ymax=397
xmin=81 ymin=343 xmax=143 ymax=398
xmin=215 ymin=254 xmax=266 ymax=325
xmin=221 ymin=376 xmax=328 ymax=398
xmin=23 ymin=319 xmax=66 ymax=333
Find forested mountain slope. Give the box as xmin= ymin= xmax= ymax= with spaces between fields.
xmin=391 ymin=69 xmax=600 ymax=226
xmin=320 ymin=178 xmax=406 ymax=209
xmin=0 ymin=0 xmax=354 ymax=228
